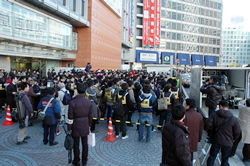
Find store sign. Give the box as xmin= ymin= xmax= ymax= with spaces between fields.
xmin=143 ymin=0 xmax=149 ymax=46
xmin=149 ymin=0 xmax=155 ymax=46
xmin=155 ymin=0 xmax=161 ymax=46
xmin=130 ymin=0 xmax=134 ymax=43
xmin=162 ymin=55 xmax=170 ymax=64
xmin=102 ymin=0 xmax=122 ymax=17
xmin=0 ymin=0 xmax=73 ymax=49
xmin=0 ymin=43 xmax=76 ymax=59
xmin=140 ymin=53 xmax=157 ymax=62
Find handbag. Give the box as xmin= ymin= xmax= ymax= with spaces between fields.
xmin=88 ymin=131 xmax=96 ymax=147
xmin=158 ymin=93 xmax=172 ymax=111
xmin=38 ymin=98 xmax=53 ymax=120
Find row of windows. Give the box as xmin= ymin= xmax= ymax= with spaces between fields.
xmin=222 ymin=41 xmax=250 ymax=45
xmin=159 ymin=41 xmax=220 ymax=54
xmin=161 ymin=21 xmax=221 ymax=37
xmin=223 ymin=31 xmax=250 ymax=36
xmin=223 ymin=51 xmax=250 ymax=56
xmin=222 ymin=60 xmax=249 ymax=64
xmin=161 ymin=11 xmax=221 ymax=28
xmin=222 ymin=55 xmax=250 ymax=59
xmin=58 ymin=0 xmax=86 ymax=16
xmin=160 ymin=31 xmax=220 ymax=45
xmin=222 ymin=36 xmax=250 ymax=40
xmin=162 ymin=1 xmax=221 ymax=19
xmin=222 ymin=45 xmax=250 ymax=49
xmin=177 ymin=0 xmax=222 ymax=10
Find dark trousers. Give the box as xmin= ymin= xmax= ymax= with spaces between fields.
xmin=73 ymin=136 xmax=88 ymax=163
xmin=115 ymin=114 xmax=128 ymax=137
xmin=100 ymin=104 xmax=106 ymax=118
xmin=127 ymin=112 xmax=133 ymax=125
xmin=243 ymin=144 xmax=250 ymax=160
xmin=191 ymin=152 xmax=193 ymax=162
xmin=159 ymin=111 xmax=172 ymax=127
xmin=207 ymin=143 xmax=232 ymax=166
xmin=43 ymin=124 xmax=57 ymax=144
xmin=91 ymin=119 xmax=96 ymax=132
xmin=208 ymin=107 xmax=216 ymax=117
xmin=231 ymin=133 xmax=241 ymax=157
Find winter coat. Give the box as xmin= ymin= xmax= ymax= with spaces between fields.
xmin=200 ymin=83 xmax=223 ymax=109
xmin=204 ymin=109 xmax=241 ymax=147
xmin=37 ymin=95 xmax=61 ymax=125
xmin=56 ymin=88 xmax=69 ymax=116
xmin=171 ymin=86 xmax=181 ymax=104
xmin=162 ymin=119 xmax=192 ymax=166
xmin=0 ymin=77 xmax=6 ymax=98
xmin=86 ymin=87 xmax=98 ymax=118
xmin=28 ymin=86 xmax=39 ymax=111
xmin=67 ymin=94 xmax=92 ymax=137
xmin=238 ymin=100 xmax=250 ymax=144
xmin=184 ymin=108 xmax=203 ymax=152
xmin=138 ymin=93 xmax=156 ymax=113
xmin=6 ymin=83 xmax=17 ymax=108
xmin=105 ymin=87 xmax=115 ymax=106
xmin=115 ymin=90 xmax=134 ymax=115
xmin=162 ymin=92 xmax=176 ymax=113
xmin=85 ymin=64 xmax=92 ymax=72
xmin=19 ymin=91 xmax=33 ymax=117
xmin=128 ymin=87 xmax=136 ymax=104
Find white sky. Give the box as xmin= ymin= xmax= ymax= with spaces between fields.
xmin=222 ymin=0 xmax=250 ymax=30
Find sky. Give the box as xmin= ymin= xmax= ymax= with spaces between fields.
xmin=222 ymin=0 xmax=250 ymax=30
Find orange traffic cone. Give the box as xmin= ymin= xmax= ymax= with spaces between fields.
xmin=103 ymin=117 xmax=118 ymax=142
xmin=1 ymin=105 xmax=16 ymax=126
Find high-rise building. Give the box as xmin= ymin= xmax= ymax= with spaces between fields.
xmin=221 ymin=28 xmax=250 ymax=66
xmin=0 ymin=0 xmax=122 ymax=74
xmin=133 ymin=0 xmax=223 ymax=69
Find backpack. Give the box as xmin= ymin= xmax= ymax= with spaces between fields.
xmin=14 ymin=93 xmax=25 ymax=120
xmin=113 ymin=92 xmax=128 ymax=116
xmin=140 ymin=94 xmax=152 ymax=109
xmin=62 ymin=90 xmax=72 ymax=105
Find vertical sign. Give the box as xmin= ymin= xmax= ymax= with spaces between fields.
xmin=149 ymin=0 xmax=155 ymax=46
xmin=129 ymin=0 xmax=131 ymax=42
xmin=143 ymin=0 xmax=149 ymax=46
xmin=130 ymin=0 xmax=134 ymax=42
xmin=155 ymin=0 xmax=161 ymax=46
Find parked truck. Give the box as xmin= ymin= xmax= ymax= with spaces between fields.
xmin=188 ymin=67 xmax=250 ymax=118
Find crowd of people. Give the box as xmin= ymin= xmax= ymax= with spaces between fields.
xmin=0 ymin=66 xmax=249 ymax=166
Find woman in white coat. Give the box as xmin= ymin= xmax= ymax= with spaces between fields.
xmin=238 ymin=99 xmax=250 ymax=162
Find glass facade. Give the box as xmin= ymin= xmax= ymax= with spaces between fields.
xmin=159 ymin=0 xmax=222 ymax=54
xmin=221 ymin=29 xmax=250 ymax=66
xmin=0 ymin=0 xmax=73 ymax=49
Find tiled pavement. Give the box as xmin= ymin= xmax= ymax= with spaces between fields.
xmin=0 ymin=111 xmax=247 ymax=166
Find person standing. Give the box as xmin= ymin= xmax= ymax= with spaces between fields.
xmin=68 ymin=83 xmax=92 ymax=166
xmin=37 ymin=88 xmax=61 ymax=146
xmin=6 ymin=76 xmax=18 ymax=117
xmin=17 ymin=82 xmax=33 ymax=145
xmin=238 ymin=99 xmax=250 ymax=162
xmin=0 ymin=72 xmax=6 ymax=109
xmin=56 ymin=83 xmax=69 ymax=124
xmin=85 ymin=63 xmax=92 ymax=73
xmin=205 ymin=100 xmax=241 ymax=166
xmin=200 ymin=75 xmax=224 ymax=117
xmin=184 ymin=99 xmax=203 ymax=161
xmin=161 ymin=105 xmax=192 ymax=166
xmin=127 ymin=80 xmax=136 ymax=127
xmin=47 ymin=69 xmax=52 ymax=80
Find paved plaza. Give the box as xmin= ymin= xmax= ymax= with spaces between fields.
xmin=0 ymin=111 xmax=248 ymax=166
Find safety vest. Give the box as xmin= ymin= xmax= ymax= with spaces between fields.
xmin=118 ymin=92 xmax=128 ymax=104
xmin=139 ymin=94 xmax=152 ymax=108
xmin=172 ymin=88 xmax=179 ymax=99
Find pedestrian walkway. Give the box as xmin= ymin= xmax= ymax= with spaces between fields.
xmin=0 ymin=112 xmax=246 ymax=166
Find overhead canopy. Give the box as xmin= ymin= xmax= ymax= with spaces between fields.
xmin=191 ymin=54 xmax=203 ymax=65
xmin=161 ymin=52 xmax=175 ymax=64
xmin=204 ymin=55 xmax=217 ymax=66
xmin=177 ymin=53 xmax=190 ymax=65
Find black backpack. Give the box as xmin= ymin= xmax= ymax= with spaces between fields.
xmin=113 ymin=92 xmax=128 ymax=116
xmin=62 ymin=90 xmax=72 ymax=105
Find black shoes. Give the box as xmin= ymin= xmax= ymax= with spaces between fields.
xmin=17 ymin=140 xmax=28 ymax=145
xmin=50 ymin=141 xmax=58 ymax=146
xmin=82 ymin=161 xmax=87 ymax=166
xmin=72 ymin=160 xmax=80 ymax=166
xmin=24 ymin=136 xmax=31 ymax=140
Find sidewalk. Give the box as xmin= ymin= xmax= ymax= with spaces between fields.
xmin=0 ymin=112 xmax=247 ymax=166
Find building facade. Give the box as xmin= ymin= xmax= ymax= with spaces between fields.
xmin=0 ymin=0 xmax=122 ymax=74
xmin=133 ymin=0 xmax=223 ymax=69
xmin=221 ymin=28 xmax=250 ymax=66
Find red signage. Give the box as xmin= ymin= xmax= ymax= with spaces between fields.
xmin=155 ymin=0 xmax=161 ymax=46
xmin=149 ymin=0 xmax=155 ymax=46
xmin=143 ymin=0 xmax=149 ymax=46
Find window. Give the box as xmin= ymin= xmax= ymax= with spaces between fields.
xmin=172 ymin=22 xmax=176 ymax=30
xmin=172 ymin=33 xmax=177 ymax=40
xmin=70 ymin=0 xmax=76 ymax=11
xmin=80 ymin=0 xmax=85 ymax=16
xmin=171 ymin=12 xmax=176 ymax=19
xmin=177 ymin=23 xmax=182 ymax=31
xmin=177 ymin=33 xmax=181 ymax=40
xmin=58 ymin=0 xmax=66 ymax=6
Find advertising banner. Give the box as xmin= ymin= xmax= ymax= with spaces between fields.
xmin=130 ymin=0 xmax=134 ymax=42
xmin=155 ymin=0 xmax=161 ymax=46
xmin=143 ymin=0 xmax=149 ymax=46
xmin=149 ymin=0 xmax=155 ymax=46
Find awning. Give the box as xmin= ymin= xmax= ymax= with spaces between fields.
xmin=177 ymin=53 xmax=190 ymax=65
xmin=161 ymin=52 xmax=175 ymax=64
xmin=204 ymin=56 xmax=217 ymax=66
xmin=136 ymin=50 xmax=159 ymax=64
xmin=191 ymin=54 xmax=203 ymax=65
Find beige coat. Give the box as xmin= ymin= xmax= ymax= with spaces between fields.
xmin=238 ymin=100 xmax=250 ymax=144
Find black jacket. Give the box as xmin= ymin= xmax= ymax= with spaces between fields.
xmin=162 ymin=119 xmax=192 ymax=166
xmin=163 ymin=92 xmax=176 ymax=112
xmin=0 ymin=78 xmax=6 ymax=98
xmin=204 ymin=109 xmax=241 ymax=147
xmin=200 ymin=83 xmax=223 ymax=109
xmin=116 ymin=90 xmax=134 ymax=115
xmin=6 ymin=83 xmax=17 ymax=108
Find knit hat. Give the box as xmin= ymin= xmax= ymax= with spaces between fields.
xmin=59 ymin=83 xmax=65 ymax=88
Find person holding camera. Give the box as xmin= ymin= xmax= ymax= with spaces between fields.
xmin=17 ymin=82 xmax=33 ymax=145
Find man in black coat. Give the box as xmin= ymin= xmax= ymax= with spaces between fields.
xmin=200 ymin=75 xmax=224 ymax=117
xmin=205 ymin=100 xmax=241 ymax=166
xmin=162 ymin=105 xmax=192 ymax=166
xmin=68 ymin=83 xmax=92 ymax=166
xmin=0 ymin=72 xmax=6 ymax=109
xmin=47 ymin=69 xmax=52 ymax=80
xmin=6 ymin=76 xmax=18 ymax=111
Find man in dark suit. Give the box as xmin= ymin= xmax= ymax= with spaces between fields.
xmin=6 ymin=76 xmax=18 ymax=112
xmin=47 ymin=69 xmax=52 ymax=80
xmin=68 ymin=83 xmax=92 ymax=166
